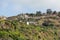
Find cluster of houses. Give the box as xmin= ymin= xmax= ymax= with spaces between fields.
xmin=6 ymin=14 xmax=41 ymax=25
xmin=18 ymin=14 xmax=41 ymax=25
xmin=0 ymin=13 xmax=60 ymax=26
xmin=0 ymin=16 xmax=7 ymax=20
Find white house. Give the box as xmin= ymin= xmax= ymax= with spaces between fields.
xmin=27 ymin=22 xmax=29 ymax=25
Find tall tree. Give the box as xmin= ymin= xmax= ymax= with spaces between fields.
xmin=47 ymin=9 xmax=52 ymax=14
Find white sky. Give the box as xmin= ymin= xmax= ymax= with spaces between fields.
xmin=0 ymin=0 xmax=60 ymax=16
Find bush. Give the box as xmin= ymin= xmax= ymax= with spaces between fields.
xmin=42 ymin=22 xmax=49 ymax=26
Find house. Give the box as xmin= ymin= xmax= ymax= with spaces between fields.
xmin=26 ymin=21 xmax=37 ymax=25
xmin=27 ymin=22 xmax=29 ymax=25
xmin=7 ymin=16 xmax=18 ymax=20
xmin=0 ymin=16 xmax=7 ymax=20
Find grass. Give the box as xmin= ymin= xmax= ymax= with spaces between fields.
xmin=0 ymin=20 xmax=60 ymax=40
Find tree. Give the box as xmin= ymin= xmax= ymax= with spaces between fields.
xmin=36 ymin=11 xmax=42 ymax=16
xmin=47 ymin=9 xmax=52 ymax=14
xmin=28 ymin=13 xmax=35 ymax=17
xmin=42 ymin=20 xmax=54 ymax=26
xmin=42 ymin=13 xmax=46 ymax=15
xmin=58 ymin=12 xmax=60 ymax=17
xmin=42 ymin=21 xmax=49 ymax=26
xmin=52 ymin=11 xmax=57 ymax=15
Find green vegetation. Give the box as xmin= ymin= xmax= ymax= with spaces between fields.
xmin=1 ymin=9 xmax=60 ymax=40
xmin=0 ymin=20 xmax=60 ymax=40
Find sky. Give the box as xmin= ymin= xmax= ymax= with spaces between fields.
xmin=0 ymin=0 xmax=60 ymax=17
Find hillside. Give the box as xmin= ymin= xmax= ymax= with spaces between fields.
xmin=0 ymin=9 xmax=60 ymax=40
xmin=0 ymin=19 xmax=60 ymax=40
